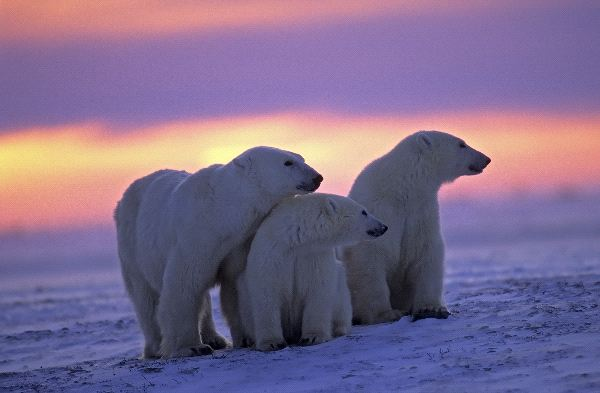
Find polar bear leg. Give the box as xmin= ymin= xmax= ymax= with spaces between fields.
xmin=220 ymin=279 xmax=247 ymax=348
xmin=300 ymin=289 xmax=333 ymax=346
xmin=332 ymin=263 xmax=352 ymax=337
xmin=333 ymin=284 xmax=352 ymax=337
xmin=410 ymin=245 xmax=450 ymax=321
xmin=157 ymin=287 xmax=212 ymax=358
xmin=332 ymin=301 xmax=351 ymax=337
xmin=232 ymin=276 xmax=256 ymax=348
xmin=199 ymin=293 xmax=231 ymax=349
xmin=122 ymin=272 xmax=162 ymax=359
xmin=252 ymin=294 xmax=286 ymax=351
xmin=350 ymin=268 xmax=406 ymax=325
xmin=157 ymin=256 xmax=214 ymax=358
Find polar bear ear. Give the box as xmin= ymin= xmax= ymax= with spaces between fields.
xmin=326 ymin=197 xmax=338 ymax=215
xmin=233 ymin=155 xmax=251 ymax=170
xmin=418 ymin=133 xmax=433 ymax=151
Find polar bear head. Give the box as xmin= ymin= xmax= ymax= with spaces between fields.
xmin=232 ymin=146 xmax=323 ymax=198
xmin=321 ymin=194 xmax=388 ymax=246
xmin=411 ymin=131 xmax=491 ymax=184
xmin=272 ymin=193 xmax=388 ymax=249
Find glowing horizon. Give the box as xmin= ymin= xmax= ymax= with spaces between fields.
xmin=2 ymin=2 xmax=599 ymax=233
xmin=1 ymin=1 xmax=493 ymax=43
xmin=2 ymin=111 xmax=599 ymax=233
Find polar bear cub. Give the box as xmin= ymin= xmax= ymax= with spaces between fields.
xmin=114 ymin=146 xmax=322 ymax=358
xmin=238 ymin=193 xmax=388 ymax=351
xmin=340 ymin=131 xmax=491 ymax=324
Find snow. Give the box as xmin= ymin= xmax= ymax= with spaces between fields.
xmin=1 ymin=195 xmax=599 ymax=392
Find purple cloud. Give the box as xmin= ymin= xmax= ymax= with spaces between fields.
xmin=1 ymin=3 xmax=599 ymax=132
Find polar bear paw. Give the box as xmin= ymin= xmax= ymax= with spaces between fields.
xmin=240 ymin=336 xmax=255 ymax=348
xmin=202 ymin=333 xmax=231 ymax=350
xmin=142 ymin=343 xmax=161 ymax=359
xmin=353 ymin=308 xmax=406 ymax=325
xmin=332 ymin=326 xmax=348 ymax=337
xmin=256 ymin=339 xmax=287 ymax=352
xmin=233 ymin=335 xmax=254 ymax=348
xmin=411 ymin=307 xmax=451 ymax=322
xmin=378 ymin=309 xmax=408 ymax=323
xmin=166 ymin=344 xmax=214 ymax=358
xmin=299 ymin=334 xmax=328 ymax=346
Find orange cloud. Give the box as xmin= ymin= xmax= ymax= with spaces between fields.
xmin=1 ymin=111 xmax=600 ymax=232
xmin=1 ymin=0 xmax=493 ymax=43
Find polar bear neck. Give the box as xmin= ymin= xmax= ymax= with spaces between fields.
xmin=374 ymin=144 xmax=442 ymax=200
xmin=188 ymin=163 xmax=279 ymax=220
xmin=255 ymin=203 xmax=341 ymax=252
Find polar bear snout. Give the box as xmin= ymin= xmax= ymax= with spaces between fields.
xmin=297 ymin=173 xmax=324 ymax=192
xmin=468 ymin=152 xmax=491 ymax=175
xmin=367 ymin=223 xmax=388 ymax=238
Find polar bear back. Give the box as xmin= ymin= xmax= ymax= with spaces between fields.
xmin=121 ymin=165 xmax=234 ymax=291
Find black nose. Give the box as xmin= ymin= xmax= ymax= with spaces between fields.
xmin=484 ymin=156 xmax=491 ymax=167
xmin=313 ymin=174 xmax=323 ymax=185
xmin=367 ymin=224 xmax=388 ymax=238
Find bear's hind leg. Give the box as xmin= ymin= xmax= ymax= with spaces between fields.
xmin=348 ymin=268 xmax=405 ymax=325
xmin=122 ymin=273 xmax=162 ymax=359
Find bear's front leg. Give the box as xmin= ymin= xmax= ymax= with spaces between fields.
xmin=157 ymin=287 xmax=214 ymax=357
xmin=157 ymin=256 xmax=215 ymax=358
xmin=332 ymin=284 xmax=352 ymax=337
xmin=331 ymin=262 xmax=352 ymax=337
xmin=252 ymin=292 xmax=287 ymax=352
xmin=199 ymin=293 xmax=231 ymax=350
xmin=300 ymin=313 xmax=332 ymax=346
xmin=254 ymin=314 xmax=287 ymax=352
xmin=219 ymin=277 xmax=246 ymax=348
xmin=409 ymin=241 xmax=450 ymax=322
xmin=299 ymin=279 xmax=335 ymax=346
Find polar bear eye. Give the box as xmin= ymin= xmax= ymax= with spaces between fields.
xmin=459 ymin=142 xmax=467 ymax=148
xmin=284 ymin=160 xmax=293 ymax=166
xmin=361 ymin=210 xmax=367 ymax=216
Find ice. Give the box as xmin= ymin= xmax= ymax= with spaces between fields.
xmin=1 ymin=194 xmax=599 ymax=392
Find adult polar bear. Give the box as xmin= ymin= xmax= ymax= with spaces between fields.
xmin=115 ymin=147 xmax=322 ymax=358
xmin=340 ymin=131 xmax=491 ymax=324
xmin=237 ymin=193 xmax=388 ymax=351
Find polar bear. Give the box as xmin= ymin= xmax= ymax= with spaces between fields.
xmin=340 ymin=131 xmax=491 ymax=324
xmin=114 ymin=146 xmax=322 ymax=358
xmin=236 ymin=261 xmax=352 ymax=348
xmin=237 ymin=193 xmax=388 ymax=351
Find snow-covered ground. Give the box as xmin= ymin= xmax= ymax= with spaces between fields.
xmin=1 ymin=194 xmax=599 ymax=392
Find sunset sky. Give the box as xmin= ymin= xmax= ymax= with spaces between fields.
xmin=1 ymin=1 xmax=599 ymax=233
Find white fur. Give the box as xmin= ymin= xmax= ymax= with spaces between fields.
xmin=114 ymin=146 xmax=321 ymax=358
xmin=332 ymin=261 xmax=352 ymax=337
xmin=238 ymin=193 xmax=387 ymax=351
xmin=340 ymin=131 xmax=491 ymax=324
